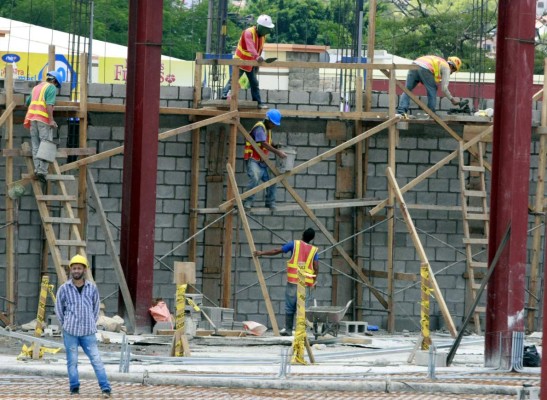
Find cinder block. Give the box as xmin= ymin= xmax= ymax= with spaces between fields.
xmin=414 ymin=350 xmax=447 ymax=367
xmin=339 ymin=321 xmax=368 ymax=335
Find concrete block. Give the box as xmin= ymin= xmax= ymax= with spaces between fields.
xmin=289 ymin=90 xmax=309 ymax=104
xmin=339 ymin=321 xmax=368 ymax=335
xmin=310 ymin=91 xmax=330 ymax=105
xmin=414 ymin=350 xmax=447 ymax=367
xmin=89 ymin=84 xmax=112 ymax=97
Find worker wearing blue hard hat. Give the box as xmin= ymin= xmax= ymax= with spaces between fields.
xmin=23 ymin=70 xmax=62 ymax=183
xmin=242 ymin=109 xmax=286 ymax=210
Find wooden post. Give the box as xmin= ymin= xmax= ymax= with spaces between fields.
xmin=527 ymin=58 xmax=547 ymax=331
xmin=386 ymin=167 xmax=457 ymax=337
xmin=4 ymin=65 xmax=15 ymax=324
xmin=172 ymin=284 xmax=191 ymax=357
xmin=48 ymin=45 xmax=55 ymax=73
xmin=78 ymin=54 xmax=89 ymax=242
xmin=33 ymin=275 xmax=50 ymax=359
xmin=420 ymin=262 xmax=432 ymax=349
xmin=387 ymin=68 xmax=397 ymax=333
xmin=364 ymin=0 xmax=377 ymax=112
xmin=225 ymin=164 xmax=280 ymax=335
xmin=189 ymin=53 xmax=203 ymax=263
xmin=292 ymin=263 xmax=314 ymax=365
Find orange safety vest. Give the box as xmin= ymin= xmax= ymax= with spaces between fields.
xmin=415 ymin=55 xmax=449 ymax=83
xmin=235 ymin=26 xmax=265 ymax=72
xmin=244 ymin=121 xmax=271 ymax=162
xmin=24 ymin=82 xmax=53 ymax=128
xmin=286 ymin=240 xmax=318 ymax=287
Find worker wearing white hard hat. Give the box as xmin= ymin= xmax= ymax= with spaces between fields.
xmin=222 ymin=14 xmax=275 ymax=108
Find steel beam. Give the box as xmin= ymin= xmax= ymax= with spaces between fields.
xmin=120 ymin=0 xmax=163 ymax=332
xmin=485 ymin=0 xmax=535 ymax=368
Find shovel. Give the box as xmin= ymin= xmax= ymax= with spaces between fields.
xmin=264 ymin=57 xmax=277 ymax=63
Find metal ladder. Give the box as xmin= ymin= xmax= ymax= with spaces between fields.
xmin=458 ymin=140 xmax=489 ymax=334
xmin=22 ymin=142 xmax=89 ymax=283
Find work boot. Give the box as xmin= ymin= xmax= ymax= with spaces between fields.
xmin=280 ymin=314 xmax=294 ymax=336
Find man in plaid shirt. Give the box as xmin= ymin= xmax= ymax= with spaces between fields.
xmin=55 ymin=255 xmax=111 ymax=397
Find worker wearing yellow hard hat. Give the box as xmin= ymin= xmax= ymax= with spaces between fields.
xmin=396 ymin=55 xmax=462 ymax=118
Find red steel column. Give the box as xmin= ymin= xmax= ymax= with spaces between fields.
xmin=485 ymin=0 xmax=535 ymax=367
xmin=120 ymin=0 xmax=163 ymax=332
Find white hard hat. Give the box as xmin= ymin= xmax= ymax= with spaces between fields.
xmin=257 ymin=14 xmax=274 ymax=29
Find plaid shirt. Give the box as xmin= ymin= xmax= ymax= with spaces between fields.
xmin=55 ymin=279 xmax=99 ymax=337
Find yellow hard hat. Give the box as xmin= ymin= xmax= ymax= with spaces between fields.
xmin=448 ymin=56 xmax=462 ymax=72
xmin=69 ymin=254 xmax=89 ymax=268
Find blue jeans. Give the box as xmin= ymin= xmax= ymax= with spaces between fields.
xmin=244 ymin=159 xmax=276 ymax=207
xmin=63 ymin=332 xmax=111 ymax=393
xmin=222 ymin=67 xmax=262 ymax=104
xmin=285 ymin=283 xmax=315 ymax=316
xmin=397 ymin=67 xmax=438 ymax=114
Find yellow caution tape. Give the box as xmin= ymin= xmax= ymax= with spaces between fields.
xmin=186 ymin=298 xmax=201 ymax=312
xmin=17 ymin=344 xmax=61 ymax=360
xmin=174 ymin=284 xmax=187 ymax=357
xmin=291 ymin=265 xmax=308 ymax=365
xmin=420 ymin=263 xmax=431 ymax=350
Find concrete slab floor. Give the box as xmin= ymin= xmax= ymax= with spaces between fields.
xmin=0 ymin=330 xmax=541 ymax=398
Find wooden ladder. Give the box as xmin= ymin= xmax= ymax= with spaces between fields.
xmin=22 ymin=142 xmax=90 ymax=284
xmin=458 ymin=140 xmax=489 ymax=334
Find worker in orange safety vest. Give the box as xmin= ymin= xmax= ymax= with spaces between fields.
xmin=24 ymin=71 xmax=62 ymax=183
xmin=396 ymin=55 xmax=461 ymax=118
xmin=221 ymin=14 xmax=275 ymax=109
xmin=254 ymin=228 xmax=319 ymax=336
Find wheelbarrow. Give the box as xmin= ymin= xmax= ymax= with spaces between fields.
xmin=306 ymin=300 xmax=352 ymax=340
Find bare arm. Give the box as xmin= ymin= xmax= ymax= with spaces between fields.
xmin=261 ymin=142 xmax=286 ymax=158
xmin=254 ymin=247 xmax=283 ymax=257
xmin=46 ymin=104 xmax=58 ymax=127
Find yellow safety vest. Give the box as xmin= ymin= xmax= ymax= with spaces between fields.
xmin=415 ymin=55 xmax=449 ymax=83
xmin=287 ymin=240 xmax=318 ymax=287
xmin=24 ymin=82 xmax=53 ymax=128
xmin=243 ymin=121 xmax=271 ymax=162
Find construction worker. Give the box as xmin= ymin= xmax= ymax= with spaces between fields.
xmin=24 ymin=71 xmax=61 ymax=183
xmin=396 ymin=55 xmax=461 ymax=118
xmin=55 ymin=255 xmax=112 ymax=398
xmin=222 ymin=14 xmax=275 ymax=108
xmin=254 ymin=228 xmax=319 ymax=336
xmin=243 ymin=108 xmax=286 ymax=210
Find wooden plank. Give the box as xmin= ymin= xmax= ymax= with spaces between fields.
xmin=387 ymin=67 xmax=397 ymax=333
xmin=197 ymin=58 xmax=419 ymax=71
xmin=219 ymin=117 xmax=398 ymax=211
xmin=44 ymin=174 xmax=75 ymax=181
xmin=55 ymin=239 xmax=87 ymax=246
xmin=369 ymin=126 xmax=493 ymax=216
xmin=36 ymin=195 xmax=77 ymax=202
xmin=87 ymin=169 xmax=137 ymax=333
xmin=43 ymin=217 xmax=81 ymax=224
xmin=59 ymin=111 xmax=237 ymax=173
xmin=364 ymin=269 xmax=418 ymax=282
xmin=225 ymin=163 xmax=280 ymax=335
xmin=386 ymin=167 xmax=457 ymax=337
xmin=326 ymin=121 xmax=347 ymax=140
xmin=3 ymin=148 xmax=96 ymax=157
xmin=0 ymin=102 xmax=16 ymax=128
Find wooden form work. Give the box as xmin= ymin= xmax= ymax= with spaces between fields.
xmin=15 ymin=50 xmax=547 ymax=337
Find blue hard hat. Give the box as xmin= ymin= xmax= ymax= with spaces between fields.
xmin=46 ymin=71 xmax=62 ymax=88
xmin=265 ymin=109 xmax=281 ymax=126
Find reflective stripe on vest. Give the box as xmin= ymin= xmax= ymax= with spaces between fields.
xmin=286 ymin=240 xmax=318 ymax=287
xmin=234 ymin=26 xmax=265 ymax=72
xmin=415 ymin=55 xmax=449 ymax=83
xmin=243 ymin=121 xmax=271 ymax=161
xmin=24 ymin=82 xmax=52 ymax=125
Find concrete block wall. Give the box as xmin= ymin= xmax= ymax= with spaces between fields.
xmin=0 ymin=83 xmax=542 ymax=333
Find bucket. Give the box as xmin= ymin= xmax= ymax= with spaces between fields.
xmin=276 ymin=146 xmax=297 ymax=173
xmin=36 ymin=139 xmax=57 ymax=163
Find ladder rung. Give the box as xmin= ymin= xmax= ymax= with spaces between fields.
xmin=61 ymin=259 xmax=71 ymax=266
xmin=55 ymin=239 xmax=87 ymax=247
xmin=36 ymin=195 xmax=77 ymax=202
xmin=43 ymin=217 xmax=81 ymax=224
xmin=46 ymin=174 xmax=75 ymax=181
xmin=462 ymin=165 xmax=485 ymax=172
xmin=465 ymin=213 xmax=489 ymax=221
xmin=464 ymin=190 xmax=486 ymax=197
xmin=472 ymin=283 xmax=485 ymax=290
xmin=470 ymin=261 xmax=488 ymax=269
xmin=463 ymin=238 xmax=489 ymax=245
xmin=475 ymin=306 xmax=486 ymax=313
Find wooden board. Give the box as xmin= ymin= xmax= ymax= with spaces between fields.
xmin=326 ymin=121 xmax=346 ymax=140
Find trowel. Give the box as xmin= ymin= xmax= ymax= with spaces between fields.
xmin=264 ymin=57 xmax=277 ymax=63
